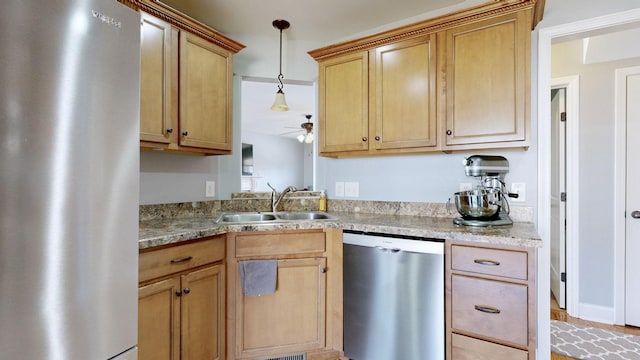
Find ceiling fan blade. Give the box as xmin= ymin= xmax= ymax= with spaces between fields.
xmin=278 ymin=129 xmax=303 ymax=135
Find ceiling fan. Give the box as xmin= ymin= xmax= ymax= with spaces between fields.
xmin=279 ymin=114 xmax=314 ymax=143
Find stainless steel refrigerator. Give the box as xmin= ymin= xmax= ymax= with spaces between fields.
xmin=1 ymin=0 xmax=140 ymax=359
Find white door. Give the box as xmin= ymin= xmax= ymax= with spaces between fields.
xmin=550 ymin=87 xmax=567 ymax=309
xmin=626 ymin=71 xmax=640 ymax=327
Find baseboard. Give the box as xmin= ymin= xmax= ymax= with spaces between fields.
xmin=578 ymin=302 xmax=615 ymax=324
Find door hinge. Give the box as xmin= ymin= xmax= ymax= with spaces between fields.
xmin=561 ymin=112 xmax=567 ymax=122
xmin=561 ymin=272 xmax=566 ymax=282
xmin=560 ymin=192 xmax=566 ymax=202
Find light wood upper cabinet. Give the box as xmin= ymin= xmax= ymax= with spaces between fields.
xmin=139 ymin=12 xmax=178 ymax=145
xmin=317 ymin=35 xmax=437 ymax=157
xmin=310 ymin=1 xmax=540 ymax=157
xmin=128 ymin=0 xmax=244 ymax=155
xmin=319 ymin=51 xmax=369 ymax=154
xmin=440 ymin=9 xmax=531 ymax=149
xmin=374 ymin=35 xmax=437 ymax=150
xmin=179 ymin=32 xmax=233 ymax=151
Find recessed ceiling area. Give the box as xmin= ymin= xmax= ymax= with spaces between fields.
xmin=158 ymin=0 xmax=468 ymax=42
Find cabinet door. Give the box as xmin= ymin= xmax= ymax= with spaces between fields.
xmin=374 ymin=34 xmax=437 ymax=150
xmin=237 ymin=258 xmax=327 ymax=358
xmin=139 ymin=277 xmax=181 ymax=360
xmin=139 ymin=12 xmax=178 ymax=145
xmin=181 ymin=264 xmax=225 ymax=360
xmin=442 ymin=10 xmax=530 ymax=147
xmin=319 ymin=51 xmax=369 ymax=154
xmin=179 ymin=32 xmax=233 ymax=151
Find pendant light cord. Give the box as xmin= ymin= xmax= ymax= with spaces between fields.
xmin=277 ymin=26 xmax=284 ymax=91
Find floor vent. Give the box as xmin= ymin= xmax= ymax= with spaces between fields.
xmin=261 ymin=353 xmax=307 ymax=360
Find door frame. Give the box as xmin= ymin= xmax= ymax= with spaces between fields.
xmin=613 ymin=65 xmax=640 ymax=325
xmin=537 ymin=7 xmax=640 ymax=357
xmin=550 ymin=76 xmax=580 ymax=317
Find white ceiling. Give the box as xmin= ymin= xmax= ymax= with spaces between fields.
xmin=159 ymin=0 xmax=466 ymax=42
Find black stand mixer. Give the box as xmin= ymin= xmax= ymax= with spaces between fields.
xmin=451 ymin=155 xmax=518 ymax=226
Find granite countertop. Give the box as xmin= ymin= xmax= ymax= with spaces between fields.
xmin=139 ymin=211 xmax=542 ymax=250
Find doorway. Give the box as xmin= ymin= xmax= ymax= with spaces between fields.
xmin=537 ymin=8 xmax=640 ymax=357
xmin=550 ymin=87 xmax=567 ymax=310
xmin=549 ymin=76 xmax=580 ymax=317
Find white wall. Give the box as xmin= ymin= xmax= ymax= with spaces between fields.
xmin=139 ymin=151 xmax=220 ymax=205
xmin=317 ymin=150 xmax=536 ymax=204
xmin=241 ymin=131 xmax=305 ymax=191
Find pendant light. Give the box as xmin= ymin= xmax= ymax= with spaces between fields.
xmin=271 ymin=19 xmax=290 ymax=111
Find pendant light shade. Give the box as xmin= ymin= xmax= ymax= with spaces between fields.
xmin=271 ymin=19 xmax=290 ymax=111
xmin=271 ymin=88 xmax=288 ymax=111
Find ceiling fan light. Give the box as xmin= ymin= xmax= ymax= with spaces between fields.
xmin=304 ymin=132 xmax=314 ymax=143
xmin=271 ymin=89 xmax=289 ymax=111
xmin=297 ymin=134 xmax=305 ymax=143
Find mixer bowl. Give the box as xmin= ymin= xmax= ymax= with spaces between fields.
xmin=453 ymin=189 xmax=500 ymax=219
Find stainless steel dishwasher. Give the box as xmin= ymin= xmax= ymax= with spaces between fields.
xmin=343 ymin=231 xmax=444 ymax=360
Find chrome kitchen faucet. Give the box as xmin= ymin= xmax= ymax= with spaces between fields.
xmin=267 ymin=182 xmax=298 ymax=212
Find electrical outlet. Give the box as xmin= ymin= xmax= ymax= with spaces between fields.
xmin=205 ymin=181 xmax=215 ymax=197
xmin=344 ymin=182 xmax=359 ymax=197
xmin=510 ymin=182 xmax=525 ymax=202
xmin=335 ymin=182 xmax=345 ymax=197
xmin=459 ymin=182 xmax=473 ymax=191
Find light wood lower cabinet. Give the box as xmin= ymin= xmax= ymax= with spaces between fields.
xmin=226 ymin=229 xmax=344 ymax=360
xmin=446 ymin=240 xmax=536 ymax=359
xmin=138 ymin=236 xmax=225 ymax=360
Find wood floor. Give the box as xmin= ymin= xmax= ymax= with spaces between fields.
xmin=550 ymin=295 xmax=640 ymax=359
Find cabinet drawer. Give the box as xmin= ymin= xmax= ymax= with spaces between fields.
xmin=139 ymin=237 xmax=225 ymax=283
xmin=451 ymin=245 xmax=528 ymax=280
xmin=451 ymin=275 xmax=528 ymax=346
xmin=452 ymin=333 xmax=527 ymax=360
xmin=235 ymin=232 xmax=325 ymax=257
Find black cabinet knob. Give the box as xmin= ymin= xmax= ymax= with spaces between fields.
xmin=166 ymin=128 xmax=173 ymax=134
xmin=446 ymin=130 xmax=452 ymax=136
xmin=375 ymin=136 xmax=381 ymax=141
xmin=182 ymin=131 xmax=188 ymax=136
xmin=183 ymin=287 xmax=191 ymax=294
xmin=362 ymin=136 xmax=368 ymax=142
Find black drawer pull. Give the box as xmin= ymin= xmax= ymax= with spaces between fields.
xmin=170 ymin=256 xmax=193 ymax=264
xmin=474 ymin=305 xmax=501 ymax=314
xmin=474 ymin=259 xmax=500 ymax=266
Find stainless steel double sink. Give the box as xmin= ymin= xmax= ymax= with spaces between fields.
xmin=215 ymin=211 xmax=338 ymax=224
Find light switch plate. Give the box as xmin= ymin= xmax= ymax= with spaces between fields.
xmin=335 ymin=182 xmax=345 ymax=197
xmin=205 ymin=181 xmax=216 ymax=197
xmin=344 ymin=182 xmax=359 ymax=197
